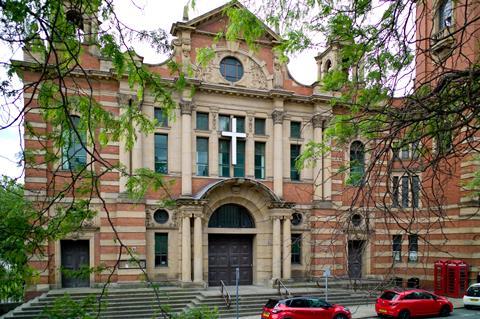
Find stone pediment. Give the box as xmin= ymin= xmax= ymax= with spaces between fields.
xmin=195 ymin=46 xmax=273 ymax=90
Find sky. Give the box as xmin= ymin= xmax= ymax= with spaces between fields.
xmin=0 ymin=0 xmax=319 ymax=180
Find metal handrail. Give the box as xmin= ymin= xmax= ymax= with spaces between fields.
xmin=220 ymin=280 xmax=232 ymax=309
xmin=276 ymin=279 xmax=292 ymax=298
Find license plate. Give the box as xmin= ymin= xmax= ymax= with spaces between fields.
xmin=470 ymin=298 xmax=478 ymax=302
xmin=378 ymin=309 xmax=387 ymax=313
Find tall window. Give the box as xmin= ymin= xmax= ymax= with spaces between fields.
xmin=154 ymin=134 xmax=168 ymax=173
xmin=220 ymin=57 xmax=244 ymax=82
xmin=392 ymin=235 xmax=402 ymax=262
xmin=196 ymin=112 xmax=209 ymax=130
xmin=62 ymin=116 xmax=87 ymax=170
xmin=196 ymin=137 xmax=209 ymax=176
xmin=155 ymin=233 xmax=168 ymax=267
xmin=392 ymin=174 xmax=420 ymax=208
xmin=219 ymin=140 xmax=230 ymax=177
xmin=234 ymin=141 xmax=245 ymax=177
xmin=408 ymin=234 xmax=418 ymax=262
xmin=219 ymin=115 xmax=230 ymax=131
xmin=290 ymin=121 xmax=301 ymax=138
xmin=254 ymin=142 xmax=266 ymax=179
xmin=349 ymin=141 xmax=365 ymax=186
xmin=154 ymin=107 xmax=168 ymax=127
xmin=236 ymin=117 xmax=245 ymax=133
xmin=255 ymin=118 xmax=266 ymax=135
xmin=291 ymin=234 xmax=302 ymax=264
xmin=438 ymin=0 xmax=453 ymax=30
xmin=290 ymin=144 xmax=301 ymax=181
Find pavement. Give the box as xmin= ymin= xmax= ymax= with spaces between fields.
xmin=240 ymin=297 xmax=465 ymax=319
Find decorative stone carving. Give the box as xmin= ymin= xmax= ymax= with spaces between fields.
xmin=145 ymin=211 xmax=153 ymax=227
xmin=269 ymin=201 xmax=294 ymax=209
xmin=195 ymin=49 xmax=269 ymax=90
xmin=117 ymin=93 xmax=136 ymax=106
xmin=211 ymin=112 xmax=217 ymax=130
xmin=271 ymin=110 xmax=285 ymax=124
xmin=312 ymin=114 xmax=332 ymax=128
xmin=273 ymin=55 xmax=284 ymax=89
xmin=179 ymin=100 xmax=194 ymax=115
xmin=249 ymin=62 xmax=268 ymax=89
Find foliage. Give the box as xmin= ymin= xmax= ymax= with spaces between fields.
xmin=174 ymin=306 xmax=219 ymax=319
xmin=40 ymin=294 xmax=105 ymax=319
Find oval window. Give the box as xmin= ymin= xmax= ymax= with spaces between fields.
xmin=291 ymin=213 xmax=303 ymax=226
xmin=153 ymin=209 xmax=169 ymax=224
xmin=220 ymin=57 xmax=244 ymax=82
xmin=351 ymin=214 xmax=362 ymax=227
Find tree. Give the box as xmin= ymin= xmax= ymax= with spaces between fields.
xmin=226 ymin=0 xmax=480 ymax=279
xmin=0 ymin=0 xmax=187 ymax=315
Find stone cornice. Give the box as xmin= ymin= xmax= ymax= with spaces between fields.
xmin=269 ymin=201 xmax=295 ymax=209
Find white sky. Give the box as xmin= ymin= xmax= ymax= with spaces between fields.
xmin=0 ymin=0 xmax=318 ymax=180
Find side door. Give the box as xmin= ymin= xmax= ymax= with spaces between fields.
xmin=400 ymin=292 xmax=421 ymax=316
xmin=307 ymin=298 xmax=331 ymax=319
xmin=288 ymin=298 xmax=309 ymax=319
xmin=419 ymin=292 xmax=441 ymax=315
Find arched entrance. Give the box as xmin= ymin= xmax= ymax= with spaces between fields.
xmin=208 ymin=204 xmax=254 ymax=286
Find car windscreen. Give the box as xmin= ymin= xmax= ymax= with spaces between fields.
xmin=380 ymin=291 xmax=399 ymax=300
xmin=264 ymin=299 xmax=280 ymax=308
xmin=466 ymin=286 xmax=480 ymax=297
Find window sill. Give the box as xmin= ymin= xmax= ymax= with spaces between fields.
xmin=430 ymin=27 xmax=455 ymax=60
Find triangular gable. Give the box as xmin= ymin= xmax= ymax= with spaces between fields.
xmin=171 ymin=1 xmax=282 ymax=43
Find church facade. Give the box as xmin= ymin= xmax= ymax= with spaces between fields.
xmin=21 ymin=1 xmax=479 ymax=295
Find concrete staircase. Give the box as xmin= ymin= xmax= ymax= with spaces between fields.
xmin=1 ymin=284 xmax=380 ymax=319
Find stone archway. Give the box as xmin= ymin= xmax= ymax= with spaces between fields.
xmin=207 ymin=203 xmax=255 ymax=286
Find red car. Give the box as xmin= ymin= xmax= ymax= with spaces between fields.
xmin=375 ymin=289 xmax=453 ymax=319
xmin=261 ymin=296 xmax=352 ymax=319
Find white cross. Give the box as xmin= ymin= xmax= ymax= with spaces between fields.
xmin=221 ymin=117 xmax=246 ymax=165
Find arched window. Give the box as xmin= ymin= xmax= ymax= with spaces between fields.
xmin=349 ymin=141 xmax=365 ymax=185
xmin=62 ymin=115 xmax=87 ymax=170
xmin=324 ymin=59 xmax=332 ymax=73
xmin=438 ymin=0 xmax=452 ymax=30
xmin=208 ymin=204 xmax=254 ymax=228
xmin=220 ymin=57 xmax=244 ymax=82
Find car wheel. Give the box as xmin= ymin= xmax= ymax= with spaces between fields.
xmin=398 ymin=310 xmax=410 ymax=319
xmin=439 ymin=305 xmax=450 ymax=317
xmin=333 ymin=315 xmax=348 ymax=319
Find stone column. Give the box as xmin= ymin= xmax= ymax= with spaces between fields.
xmin=181 ymin=214 xmax=192 ymax=283
xmin=118 ymin=93 xmax=135 ymax=193
xmin=282 ymin=216 xmax=291 ymax=280
xmin=272 ymin=216 xmax=282 ymax=280
xmin=272 ymin=109 xmax=285 ymax=198
xmin=210 ymin=109 xmax=219 ymax=177
xmin=322 ymin=117 xmax=332 ymax=201
xmin=193 ymin=215 xmax=203 ymax=283
xmin=246 ymin=112 xmax=255 ymax=178
xmin=180 ymin=100 xmax=193 ymax=196
xmin=312 ymin=114 xmax=324 ymax=201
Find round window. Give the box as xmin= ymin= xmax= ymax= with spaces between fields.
xmin=153 ymin=209 xmax=169 ymax=224
xmin=351 ymin=214 xmax=362 ymax=227
xmin=291 ymin=213 xmax=303 ymax=226
xmin=220 ymin=57 xmax=244 ymax=82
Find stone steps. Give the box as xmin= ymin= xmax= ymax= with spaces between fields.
xmin=2 ymin=285 xmax=379 ymax=319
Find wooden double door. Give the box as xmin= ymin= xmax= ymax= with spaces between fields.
xmin=208 ymin=234 xmax=253 ymax=286
xmin=61 ymin=240 xmax=90 ymax=288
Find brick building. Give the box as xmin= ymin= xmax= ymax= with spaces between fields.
xmin=20 ymin=1 xmax=479 ymax=295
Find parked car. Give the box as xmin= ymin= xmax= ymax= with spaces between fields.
xmin=463 ymin=283 xmax=480 ymax=309
xmin=261 ymin=296 xmax=351 ymax=319
xmin=375 ymin=289 xmax=452 ymax=319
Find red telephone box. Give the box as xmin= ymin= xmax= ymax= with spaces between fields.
xmin=434 ymin=259 xmax=449 ymax=295
xmin=446 ymin=260 xmax=469 ymax=298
